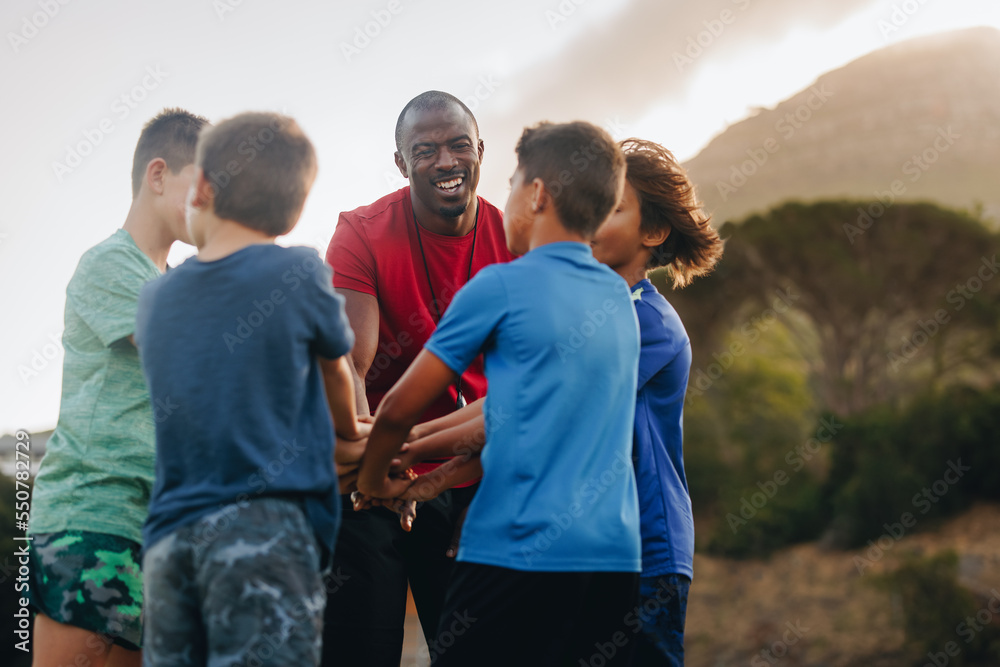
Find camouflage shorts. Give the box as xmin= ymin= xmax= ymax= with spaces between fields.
xmin=29 ymin=531 xmax=144 ymax=650
xmin=142 ymin=497 xmax=327 ymax=667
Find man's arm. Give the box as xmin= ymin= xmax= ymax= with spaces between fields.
xmin=357 ymin=350 xmax=457 ymax=498
xmin=337 ymin=288 xmax=379 ymax=416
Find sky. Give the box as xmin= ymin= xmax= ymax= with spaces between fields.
xmin=2 ymin=0 xmax=999 ymax=435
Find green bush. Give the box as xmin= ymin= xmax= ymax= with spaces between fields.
xmin=876 ymin=551 xmax=1000 ymax=665
xmin=825 ymin=385 xmax=1000 ymax=548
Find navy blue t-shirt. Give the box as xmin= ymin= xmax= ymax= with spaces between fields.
xmin=631 ymin=279 xmax=694 ymax=579
xmin=135 ymin=244 xmax=354 ymax=556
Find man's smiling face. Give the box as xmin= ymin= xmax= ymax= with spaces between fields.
xmin=396 ymin=102 xmax=483 ymax=220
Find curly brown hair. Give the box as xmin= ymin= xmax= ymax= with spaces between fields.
xmin=621 ymin=138 xmax=723 ymax=288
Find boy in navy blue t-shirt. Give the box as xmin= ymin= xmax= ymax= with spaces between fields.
xmin=135 ymin=112 xmax=368 ymax=667
xmin=356 ymin=121 xmax=642 ymax=666
xmin=591 ymin=138 xmax=724 ymax=666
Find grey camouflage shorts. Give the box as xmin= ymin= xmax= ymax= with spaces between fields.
xmin=142 ymin=497 xmax=327 ymax=667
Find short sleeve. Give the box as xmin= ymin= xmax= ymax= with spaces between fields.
xmin=424 ymin=267 xmax=507 ymax=375
xmin=309 ymin=254 xmax=356 ymax=360
xmin=327 ymin=213 xmax=377 ymax=296
xmin=68 ymin=244 xmax=156 ymax=348
xmin=636 ymin=300 xmax=679 ymax=391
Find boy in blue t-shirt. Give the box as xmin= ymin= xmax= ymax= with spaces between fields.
xmin=135 ymin=112 xmax=368 ymax=667
xmin=591 ymin=138 xmax=724 ymax=666
xmin=357 ymin=121 xmax=642 ymax=666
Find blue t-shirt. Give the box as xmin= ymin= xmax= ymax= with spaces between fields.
xmin=425 ymin=241 xmax=642 ymax=573
xmin=135 ymin=245 xmax=354 ymax=556
xmin=631 ymin=279 xmax=694 ymax=579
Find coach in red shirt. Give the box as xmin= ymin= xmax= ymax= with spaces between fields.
xmin=321 ymin=91 xmax=513 ymax=667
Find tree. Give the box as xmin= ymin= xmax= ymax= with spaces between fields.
xmin=665 ymin=200 xmax=1000 ymax=415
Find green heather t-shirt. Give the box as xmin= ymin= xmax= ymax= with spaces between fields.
xmin=29 ymin=229 xmax=161 ymax=544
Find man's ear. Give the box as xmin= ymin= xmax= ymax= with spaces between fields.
xmin=641 ymin=225 xmax=671 ymax=249
xmin=190 ymin=168 xmax=215 ymax=209
xmin=144 ymin=158 xmax=168 ymax=195
xmin=477 ymin=139 xmax=485 ymax=164
xmin=394 ymin=151 xmax=409 ymax=179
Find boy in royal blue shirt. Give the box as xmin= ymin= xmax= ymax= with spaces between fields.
xmin=357 ymin=121 xmax=642 ymax=666
xmin=135 ymin=112 xmax=368 ymax=667
xmin=591 ymin=138 xmax=724 ymax=666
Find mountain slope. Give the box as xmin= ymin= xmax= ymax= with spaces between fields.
xmin=684 ymin=27 xmax=1000 ymax=225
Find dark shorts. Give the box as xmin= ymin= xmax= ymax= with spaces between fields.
xmin=142 ymin=497 xmax=327 ymax=667
xmin=321 ymin=484 xmax=477 ymax=667
xmin=431 ymin=562 xmax=639 ymax=667
xmin=28 ymin=530 xmax=144 ymax=650
xmin=633 ymin=573 xmax=691 ymax=666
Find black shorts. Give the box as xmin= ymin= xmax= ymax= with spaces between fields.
xmin=431 ymin=562 xmax=639 ymax=667
xmin=320 ymin=484 xmax=478 ymax=667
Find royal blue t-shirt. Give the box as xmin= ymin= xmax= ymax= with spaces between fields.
xmin=135 ymin=244 xmax=354 ymax=556
xmin=425 ymin=241 xmax=642 ymax=572
xmin=631 ymin=279 xmax=694 ymax=579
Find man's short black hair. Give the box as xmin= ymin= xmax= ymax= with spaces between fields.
xmin=394 ymin=91 xmax=479 ymax=152
xmin=131 ymin=108 xmax=209 ymax=198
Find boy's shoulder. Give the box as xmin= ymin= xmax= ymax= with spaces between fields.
xmin=70 ymin=229 xmax=157 ymax=296
xmin=76 ymin=229 xmax=149 ymax=272
xmin=633 ymin=281 xmax=688 ymax=343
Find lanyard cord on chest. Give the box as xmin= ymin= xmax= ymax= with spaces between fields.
xmin=412 ymin=203 xmax=478 ymax=409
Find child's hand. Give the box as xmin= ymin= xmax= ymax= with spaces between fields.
xmin=399 ymin=474 xmax=442 ymax=504
xmin=389 ymin=443 xmax=419 ymax=474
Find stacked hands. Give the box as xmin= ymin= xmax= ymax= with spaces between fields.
xmin=334 ymin=402 xmax=486 ymax=535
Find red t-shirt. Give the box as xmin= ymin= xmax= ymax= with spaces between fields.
xmin=327 ymin=187 xmax=514 ymax=476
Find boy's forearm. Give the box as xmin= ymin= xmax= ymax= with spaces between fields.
xmin=357 ymin=411 xmax=414 ymax=496
xmin=357 ymin=350 xmax=459 ymax=496
xmin=408 ymin=453 xmax=483 ymax=501
xmin=410 ymin=397 xmax=484 ymax=440
xmin=407 ymin=414 xmax=487 ymax=464
xmin=321 ymin=356 xmax=361 ymax=439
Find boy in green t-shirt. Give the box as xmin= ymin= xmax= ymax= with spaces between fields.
xmin=27 ymin=109 xmax=209 ymax=667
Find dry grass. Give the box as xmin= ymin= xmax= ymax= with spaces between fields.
xmin=685 ymin=503 xmax=1000 ymax=666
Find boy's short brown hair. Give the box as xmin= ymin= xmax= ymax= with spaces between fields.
xmin=131 ymin=108 xmax=209 ymax=198
xmin=197 ymin=112 xmax=317 ymax=236
xmin=514 ymin=121 xmax=625 ymax=238
xmin=621 ymin=138 xmax=723 ymax=288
